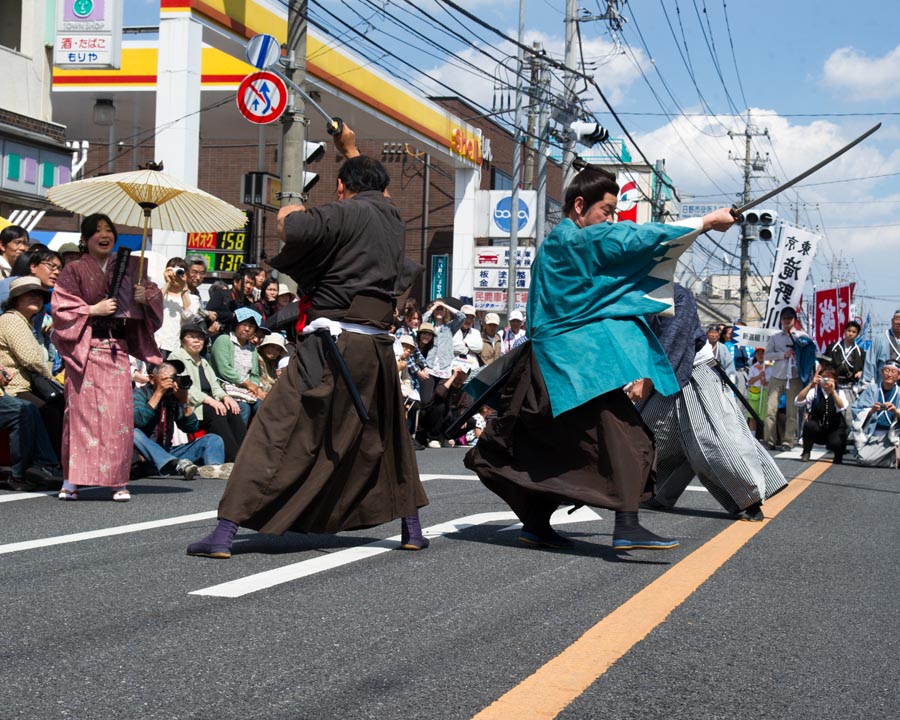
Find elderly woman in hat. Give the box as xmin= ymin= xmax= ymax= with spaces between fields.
xmin=169 ymin=323 xmax=247 ymax=463
xmin=0 ymin=276 xmax=63 ymax=454
xmin=209 ymin=306 xmax=265 ymax=425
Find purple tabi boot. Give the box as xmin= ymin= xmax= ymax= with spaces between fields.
xmin=399 ymin=514 xmax=429 ymax=550
xmin=186 ymin=519 xmax=239 ymax=559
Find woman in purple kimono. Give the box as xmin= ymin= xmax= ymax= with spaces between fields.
xmin=51 ymin=214 xmax=163 ymax=501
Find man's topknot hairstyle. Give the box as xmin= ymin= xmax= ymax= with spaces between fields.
xmin=562 ymin=164 xmax=619 ymax=216
xmin=337 ymin=156 xmax=391 ymax=194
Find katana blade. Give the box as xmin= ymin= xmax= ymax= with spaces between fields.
xmin=731 ymin=122 xmax=881 ymax=219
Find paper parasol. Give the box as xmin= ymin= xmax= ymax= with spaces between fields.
xmin=46 ymin=165 xmax=247 ymax=276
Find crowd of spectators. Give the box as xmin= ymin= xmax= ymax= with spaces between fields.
xmin=0 ymin=222 xmax=297 ymax=494
xmin=391 ymin=297 xmax=525 ymax=451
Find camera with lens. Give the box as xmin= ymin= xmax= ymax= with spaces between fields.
xmin=174 ymin=267 xmax=186 ymax=278
xmin=177 ymin=375 xmax=193 ymax=391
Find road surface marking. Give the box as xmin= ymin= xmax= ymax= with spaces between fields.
xmin=471 ymin=461 xmax=832 ymax=720
xmin=498 ymin=505 xmax=602 ymax=532
xmin=190 ymin=511 xmax=521 ymax=598
xmin=0 ymin=511 xmax=217 ymax=555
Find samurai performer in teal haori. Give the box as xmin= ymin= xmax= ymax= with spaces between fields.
xmin=465 ymin=165 xmax=736 ymax=551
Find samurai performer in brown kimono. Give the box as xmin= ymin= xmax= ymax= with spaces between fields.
xmin=188 ymin=125 xmax=428 ymax=558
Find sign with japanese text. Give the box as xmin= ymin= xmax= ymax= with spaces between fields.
xmin=763 ymin=224 xmax=820 ymax=329
xmin=814 ymin=283 xmax=855 ymax=353
xmin=474 ymin=268 xmax=531 ymax=290
xmin=430 ymin=254 xmax=448 ymax=302
xmin=733 ymin=324 xmax=779 ymax=349
xmin=474 ymin=290 xmax=528 ymax=312
xmin=186 ymin=225 xmax=249 ymax=274
xmin=680 ymin=203 xmax=720 ymax=218
xmin=474 ymin=247 xmax=534 ymax=268
xmin=54 ymin=0 xmax=123 ymax=69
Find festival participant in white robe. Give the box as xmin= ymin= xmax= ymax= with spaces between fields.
xmin=851 ymin=360 xmax=900 ymax=468
xmin=861 ymin=311 xmax=900 ymax=386
xmin=637 ymin=285 xmax=788 ymax=521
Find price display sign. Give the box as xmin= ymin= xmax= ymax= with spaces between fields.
xmin=186 ymin=226 xmax=250 ymax=274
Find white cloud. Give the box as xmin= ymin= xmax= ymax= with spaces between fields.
xmin=822 ymin=45 xmax=900 ymax=101
xmin=633 ymin=112 xmax=900 ymax=322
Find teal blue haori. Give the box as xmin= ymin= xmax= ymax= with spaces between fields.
xmin=527 ymin=218 xmax=700 ymax=417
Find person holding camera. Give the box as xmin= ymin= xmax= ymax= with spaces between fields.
xmin=419 ymin=364 xmax=471 ymax=448
xmin=155 ymin=257 xmax=198 ymax=359
xmin=132 ymin=361 xmax=226 ymax=480
xmin=794 ymin=364 xmax=849 ymax=463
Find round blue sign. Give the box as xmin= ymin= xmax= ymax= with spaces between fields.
xmin=492 ymin=196 xmax=530 ymax=234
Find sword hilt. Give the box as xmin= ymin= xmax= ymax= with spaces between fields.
xmin=730 ymin=205 xmax=744 ymax=223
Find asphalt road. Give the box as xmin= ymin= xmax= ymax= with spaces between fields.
xmin=1 ymin=447 xmax=898 ymax=720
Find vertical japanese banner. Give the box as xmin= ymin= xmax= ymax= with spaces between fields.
xmin=815 ymin=287 xmax=841 ymax=352
xmin=763 ymin=224 xmax=821 ymax=329
xmin=837 ymin=283 xmax=855 ymax=330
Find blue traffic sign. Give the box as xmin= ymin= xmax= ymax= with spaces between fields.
xmin=246 ymin=34 xmax=280 ymax=70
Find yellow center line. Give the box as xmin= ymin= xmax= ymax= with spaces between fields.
xmin=472 ymin=461 xmax=832 ymax=720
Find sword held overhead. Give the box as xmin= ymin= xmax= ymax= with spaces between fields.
xmin=730 ymin=122 xmax=881 ymax=220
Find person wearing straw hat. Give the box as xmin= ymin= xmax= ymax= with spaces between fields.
xmin=51 ymin=213 xmax=163 ymax=502
xmin=187 ymin=123 xmax=429 ymax=559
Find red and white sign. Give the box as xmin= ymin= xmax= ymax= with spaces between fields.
xmin=617 ymin=179 xmax=639 ymax=223
xmin=814 ymin=283 xmax=855 ymax=352
xmin=236 ymin=71 xmax=288 ymax=125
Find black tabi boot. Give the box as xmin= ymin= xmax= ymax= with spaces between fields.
xmin=400 ymin=514 xmax=430 ymax=550
xmin=186 ymin=519 xmax=239 ymax=559
xmin=612 ymin=511 xmax=679 ymax=551
xmin=519 ymin=505 xmax=574 ymax=549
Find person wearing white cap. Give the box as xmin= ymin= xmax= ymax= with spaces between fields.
xmin=452 ymin=304 xmax=483 ymax=370
xmin=501 ymin=309 xmax=526 ymax=354
xmin=480 ymin=312 xmax=503 ymax=365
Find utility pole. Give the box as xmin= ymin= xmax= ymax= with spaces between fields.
xmin=507 ymin=0 xmax=525 ymax=319
xmin=523 ymin=43 xmax=541 ymax=192
xmin=728 ymin=112 xmax=768 ymax=322
xmin=280 ymin=0 xmax=308 ymax=216
xmin=561 ymin=0 xmax=579 ymax=194
xmin=534 ymin=44 xmax=550 ymax=250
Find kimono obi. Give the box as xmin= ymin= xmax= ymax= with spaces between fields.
xmin=89 ymin=316 xmax=129 ymax=339
xmin=307 ymin=293 xmax=394 ymax=331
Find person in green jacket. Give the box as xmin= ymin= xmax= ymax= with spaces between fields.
xmin=209 ymin=306 xmax=265 ymax=426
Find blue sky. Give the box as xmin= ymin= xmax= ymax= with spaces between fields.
xmin=127 ymin=0 xmax=900 ymax=329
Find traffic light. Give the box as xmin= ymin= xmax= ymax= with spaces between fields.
xmin=744 ymin=209 xmax=778 ymax=241
xmin=569 ymin=121 xmax=610 ymax=148
xmin=303 ymin=140 xmax=326 ymax=193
